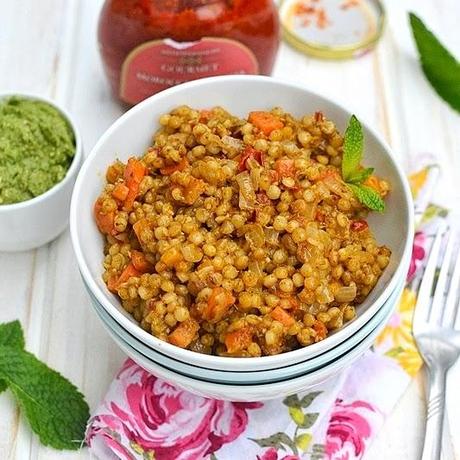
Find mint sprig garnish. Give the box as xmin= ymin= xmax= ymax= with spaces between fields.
xmin=347 ymin=167 xmax=374 ymax=185
xmin=347 ymin=184 xmax=385 ymax=213
xmin=341 ymin=115 xmax=385 ymax=212
xmin=342 ymin=115 xmax=364 ymax=181
xmin=0 ymin=320 xmax=89 ymax=450
xmin=409 ymin=13 xmax=460 ymax=113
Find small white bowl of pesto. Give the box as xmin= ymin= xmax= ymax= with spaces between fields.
xmin=0 ymin=93 xmax=83 ymax=251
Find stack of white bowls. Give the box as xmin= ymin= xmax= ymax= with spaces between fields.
xmin=70 ymin=76 xmax=414 ymax=401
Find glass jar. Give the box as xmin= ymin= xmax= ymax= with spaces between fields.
xmin=98 ymin=0 xmax=280 ymax=105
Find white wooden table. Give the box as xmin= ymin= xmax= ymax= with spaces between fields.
xmin=0 ymin=0 xmax=459 ymax=458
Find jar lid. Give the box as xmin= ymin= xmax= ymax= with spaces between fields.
xmin=279 ymin=0 xmax=385 ymax=59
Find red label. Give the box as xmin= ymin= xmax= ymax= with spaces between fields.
xmin=120 ymin=37 xmax=260 ymax=104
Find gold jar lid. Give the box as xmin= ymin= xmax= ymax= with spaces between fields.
xmin=279 ymin=0 xmax=385 ymax=59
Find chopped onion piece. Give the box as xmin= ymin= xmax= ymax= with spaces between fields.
xmin=236 ymin=171 xmax=256 ymax=210
xmin=264 ymin=227 xmax=279 ymax=246
xmin=334 ymin=285 xmax=357 ymax=303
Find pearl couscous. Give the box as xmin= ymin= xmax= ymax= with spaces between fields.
xmin=94 ymin=106 xmax=391 ymax=357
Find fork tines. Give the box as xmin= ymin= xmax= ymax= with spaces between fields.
xmin=412 ymin=226 xmax=460 ymax=333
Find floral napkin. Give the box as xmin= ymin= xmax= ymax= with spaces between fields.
xmin=86 ymin=158 xmax=447 ymax=460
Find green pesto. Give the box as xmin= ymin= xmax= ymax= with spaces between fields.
xmin=0 ymin=97 xmax=75 ymax=205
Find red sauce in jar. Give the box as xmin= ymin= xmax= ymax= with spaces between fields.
xmin=98 ymin=0 xmax=280 ymax=105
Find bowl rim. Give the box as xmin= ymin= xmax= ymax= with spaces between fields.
xmin=70 ymin=74 xmax=414 ymax=369
xmin=0 ymin=92 xmax=83 ymax=212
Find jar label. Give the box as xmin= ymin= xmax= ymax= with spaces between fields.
xmin=120 ymin=37 xmax=260 ymax=104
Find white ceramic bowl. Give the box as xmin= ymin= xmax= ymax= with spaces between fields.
xmin=0 ymin=93 xmax=83 ymax=252
xmin=71 ymin=75 xmax=413 ymax=372
xmin=93 ymin=288 xmax=398 ymax=400
xmin=87 ymin=278 xmax=404 ymax=384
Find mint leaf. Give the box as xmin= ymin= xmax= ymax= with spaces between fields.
xmin=342 ymin=115 xmax=363 ymax=181
xmin=0 ymin=320 xmax=25 ymax=349
xmin=347 ymin=167 xmax=374 ymax=185
xmin=347 ymin=184 xmax=385 ymax=212
xmin=0 ymin=346 xmax=89 ymax=450
xmin=409 ymin=13 xmax=460 ymax=113
xmin=0 ymin=321 xmax=25 ymax=393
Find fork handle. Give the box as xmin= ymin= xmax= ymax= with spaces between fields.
xmin=422 ymin=367 xmax=447 ymax=460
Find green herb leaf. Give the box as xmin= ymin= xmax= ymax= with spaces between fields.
xmin=347 ymin=184 xmax=385 ymax=212
xmin=409 ymin=13 xmax=460 ymax=113
xmin=347 ymin=167 xmax=374 ymax=185
xmin=0 ymin=321 xmax=25 ymax=393
xmin=342 ymin=115 xmax=364 ymax=181
xmin=0 ymin=346 xmax=90 ymax=450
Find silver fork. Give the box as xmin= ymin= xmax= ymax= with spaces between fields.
xmin=413 ymin=226 xmax=460 ymax=460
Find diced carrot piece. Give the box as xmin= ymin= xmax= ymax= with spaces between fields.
xmin=112 ymin=183 xmax=130 ymax=201
xmin=133 ymin=218 xmax=151 ymax=243
xmin=107 ymin=274 xmax=119 ymax=293
xmin=118 ymin=263 xmax=141 ymax=285
xmin=275 ymin=158 xmax=296 ymax=178
xmin=161 ymin=246 xmax=184 ymax=268
xmin=160 ymin=157 xmax=189 ymax=175
xmin=313 ymin=320 xmax=328 ymax=342
xmin=271 ymin=307 xmax=295 ymax=327
xmin=199 ymin=109 xmax=213 ymax=122
xmin=131 ymin=250 xmax=153 ymax=273
xmin=107 ymin=263 xmax=141 ymax=293
xmin=168 ymin=319 xmax=199 ymax=348
xmin=268 ymin=170 xmax=279 ymax=183
xmin=248 ymin=111 xmax=284 ymax=136
xmin=203 ymin=287 xmax=235 ymax=323
xmin=124 ymin=190 xmax=138 ymax=212
xmin=183 ymin=177 xmax=206 ymax=205
xmin=124 ymin=157 xmax=147 ymax=183
xmin=225 ymin=327 xmax=253 ymax=353
xmin=317 ymin=167 xmax=340 ymax=181
xmin=284 ymin=297 xmax=299 ymax=310
xmin=94 ymin=198 xmax=115 ymax=235
xmin=123 ymin=158 xmax=147 ymax=211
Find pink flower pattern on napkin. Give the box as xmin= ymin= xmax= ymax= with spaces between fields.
xmin=87 ymin=360 xmax=262 ymax=460
xmin=407 ymin=232 xmax=426 ymax=282
xmin=257 ymin=448 xmax=301 ymax=460
xmin=325 ymin=400 xmax=376 ymax=460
